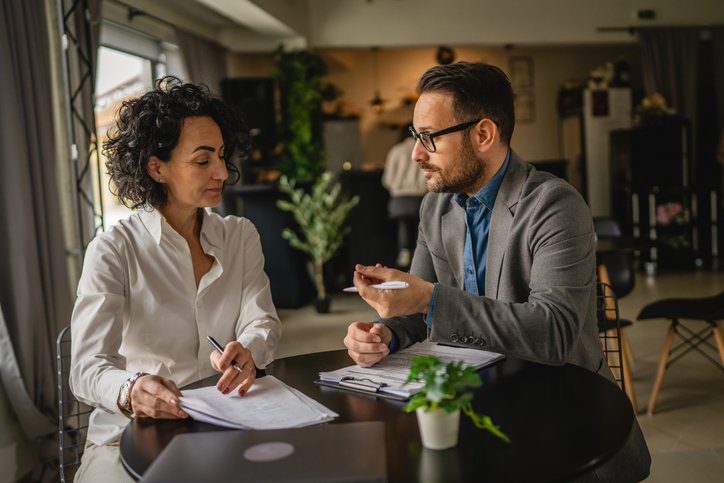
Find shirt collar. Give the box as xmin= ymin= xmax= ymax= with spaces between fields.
xmin=138 ymin=207 xmax=222 ymax=250
xmin=454 ymin=148 xmax=511 ymax=210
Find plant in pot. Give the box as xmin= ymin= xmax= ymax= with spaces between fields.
xmin=276 ymin=172 xmax=359 ymax=313
xmin=404 ymin=356 xmax=510 ymax=450
xmin=273 ymin=46 xmax=327 ymax=183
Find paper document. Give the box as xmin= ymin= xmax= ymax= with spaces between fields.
xmin=318 ymin=341 xmax=504 ymax=399
xmin=180 ymin=376 xmax=337 ymax=430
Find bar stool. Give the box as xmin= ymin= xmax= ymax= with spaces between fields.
xmin=637 ymin=291 xmax=724 ymax=415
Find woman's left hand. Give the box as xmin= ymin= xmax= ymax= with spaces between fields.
xmin=209 ymin=341 xmax=256 ymax=396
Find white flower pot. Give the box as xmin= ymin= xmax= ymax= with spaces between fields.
xmin=416 ymin=407 xmax=460 ymax=450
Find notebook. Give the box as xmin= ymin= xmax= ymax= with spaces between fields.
xmin=141 ymin=421 xmax=387 ymax=483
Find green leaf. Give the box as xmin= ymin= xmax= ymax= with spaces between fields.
xmin=403 ymin=355 xmax=510 ymax=444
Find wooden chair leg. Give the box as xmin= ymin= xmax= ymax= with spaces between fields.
xmin=713 ymin=321 xmax=724 ymax=367
xmin=648 ymin=324 xmax=675 ymax=415
xmin=621 ymin=329 xmax=635 ymax=370
xmin=621 ymin=337 xmax=637 ymax=412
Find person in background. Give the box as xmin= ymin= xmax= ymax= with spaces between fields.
xmin=382 ymin=123 xmax=428 ymax=268
xmin=70 ymin=76 xmax=281 ymax=483
xmin=343 ymin=62 xmax=650 ymax=482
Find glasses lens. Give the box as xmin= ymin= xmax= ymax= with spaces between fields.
xmin=409 ymin=126 xmax=435 ymax=152
xmin=420 ymin=133 xmax=435 ymax=152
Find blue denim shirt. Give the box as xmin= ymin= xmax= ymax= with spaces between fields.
xmin=424 ymin=149 xmax=510 ymax=328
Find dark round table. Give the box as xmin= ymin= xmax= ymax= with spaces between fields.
xmin=120 ymin=350 xmax=635 ymax=482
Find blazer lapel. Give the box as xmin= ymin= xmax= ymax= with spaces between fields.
xmin=441 ymin=204 xmax=465 ymax=289
xmin=486 ymin=150 xmax=526 ymax=298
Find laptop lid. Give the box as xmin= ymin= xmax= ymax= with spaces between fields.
xmin=141 ymin=421 xmax=386 ymax=483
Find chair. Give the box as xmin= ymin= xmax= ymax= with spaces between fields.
xmin=637 ymin=291 xmax=724 ymax=415
xmin=57 ymin=325 xmax=93 ymax=482
xmin=593 ymin=217 xmax=637 ymax=409
xmin=597 ymin=282 xmax=627 ymax=396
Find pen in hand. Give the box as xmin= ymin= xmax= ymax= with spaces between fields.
xmin=206 ymin=335 xmax=243 ymax=373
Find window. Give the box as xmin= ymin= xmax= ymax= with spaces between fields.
xmin=95 ymin=46 xmax=153 ymax=227
xmin=93 ymin=21 xmax=186 ymax=227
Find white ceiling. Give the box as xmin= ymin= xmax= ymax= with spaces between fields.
xmin=109 ymin=0 xmax=724 ymax=52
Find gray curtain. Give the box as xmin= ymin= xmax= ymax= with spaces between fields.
xmin=713 ymin=29 xmax=724 ymax=210
xmin=639 ymin=28 xmax=700 ymax=182
xmin=0 ymin=0 xmax=74 ymax=479
xmin=176 ymin=28 xmax=228 ymax=94
xmin=640 ymin=28 xmax=700 ymax=123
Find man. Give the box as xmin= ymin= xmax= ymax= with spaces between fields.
xmin=344 ymin=62 xmax=650 ymax=482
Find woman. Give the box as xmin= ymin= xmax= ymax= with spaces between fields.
xmin=70 ymin=76 xmax=281 ymax=482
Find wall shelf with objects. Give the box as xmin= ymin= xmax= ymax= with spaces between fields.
xmin=610 ymin=120 xmax=719 ymax=272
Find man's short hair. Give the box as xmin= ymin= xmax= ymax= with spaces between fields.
xmin=417 ymin=62 xmax=515 ymax=145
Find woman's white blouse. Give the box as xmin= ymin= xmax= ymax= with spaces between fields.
xmin=69 ymin=208 xmax=282 ymax=444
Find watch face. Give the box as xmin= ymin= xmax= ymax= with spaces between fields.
xmin=119 ymin=381 xmax=132 ymax=411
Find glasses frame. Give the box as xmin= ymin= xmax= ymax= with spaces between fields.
xmin=409 ymin=118 xmax=482 ymax=153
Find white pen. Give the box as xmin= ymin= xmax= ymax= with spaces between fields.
xmin=343 ymin=281 xmax=410 ymax=293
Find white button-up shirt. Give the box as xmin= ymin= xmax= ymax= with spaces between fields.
xmin=70 ymin=208 xmax=281 ymax=444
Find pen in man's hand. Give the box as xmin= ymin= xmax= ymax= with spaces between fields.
xmin=206 ymin=335 xmax=243 ymax=373
xmin=343 ymin=281 xmax=409 ymax=293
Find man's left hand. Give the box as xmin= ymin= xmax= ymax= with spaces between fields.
xmin=353 ymin=264 xmax=433 ymax=319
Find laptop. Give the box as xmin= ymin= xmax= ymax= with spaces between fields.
xmin=141 ymin=421 xmax=387 ymax=482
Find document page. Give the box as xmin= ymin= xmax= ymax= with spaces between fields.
xmin=319 ymin=341 xmax=504 ymax=399
xmin=180 ymin=376 xmax=337 ymax=430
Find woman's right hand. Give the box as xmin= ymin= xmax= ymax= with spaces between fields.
xmin=129 ymin=374 xmax=189 ymax=419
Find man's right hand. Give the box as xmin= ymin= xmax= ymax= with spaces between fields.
xmin=344 ymin=322 xmax=393 ymax=367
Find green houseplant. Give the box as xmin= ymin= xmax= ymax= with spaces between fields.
xmin=273 ymin=46 xmax=327 ymax=183
xmin=276 ymin=172 xmax=359 ymax=313
xmin=404 ymin=356 xmax=510 ymax=449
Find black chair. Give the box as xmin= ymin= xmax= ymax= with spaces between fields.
xmin=57 ymin=325 xmax=93 ymax=482
xmin=637 ymin=291 xmax=724 ymax=415
xmin=593 ymin=217 xmax=637 ymax=409
xmin=597 ymin=282 xmax=626 ymax=395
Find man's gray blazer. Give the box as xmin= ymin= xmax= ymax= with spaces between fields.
xmin=382 ymin=150 xmax=650 ymax=482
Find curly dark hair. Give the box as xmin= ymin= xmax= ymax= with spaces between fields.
xmin=417 ymin=62 xmax=515 ymax=145
xmin=103 ymin=76 xmax=250 ymax=209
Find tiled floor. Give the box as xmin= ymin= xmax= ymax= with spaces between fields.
xmin=276 ymin=269 xmax=724 ymax=482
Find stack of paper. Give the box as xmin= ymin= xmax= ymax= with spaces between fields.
xmin=180 ymin=376 xmax=337 ymax=430
xmin=318 ymin=341 xmax=505 ymax=400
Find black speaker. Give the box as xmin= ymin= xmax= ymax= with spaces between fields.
xmin=221 ymin=78 xmax=277 ymax=155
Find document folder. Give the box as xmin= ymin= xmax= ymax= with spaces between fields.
xmin=314 ymin=378 xmax=409 ymax=401
xmin=141 ymin=421 xmax=386 ymax=483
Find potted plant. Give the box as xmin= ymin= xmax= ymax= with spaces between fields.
xmin=404 ymin=356 xmax=510 ymax=450
xmin=273 ymin=46 xmax=327 ymax=183
xmin=276 ymin=172 xmax=360 ymax=313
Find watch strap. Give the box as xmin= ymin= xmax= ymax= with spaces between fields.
xmin=117 ymin=371 xmax=147 ymax=418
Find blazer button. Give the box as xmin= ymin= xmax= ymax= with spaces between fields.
xmin=451 ymin=334 xmax=459 ymax=343
xmin=478 ymin=339 xmax=486 ymax=346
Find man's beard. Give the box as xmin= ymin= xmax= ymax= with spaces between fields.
xmin=424 ymin=137 xmax=486 ymax=194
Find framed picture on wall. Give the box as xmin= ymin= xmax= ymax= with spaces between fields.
xmin=514 ymin=91 xmax=535 ymax=122
xmin=510 ymin=56 xmax=533 ymax=89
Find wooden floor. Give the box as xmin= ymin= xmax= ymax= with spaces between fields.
xmin=277 ymin=269 xmax=724 ymax=483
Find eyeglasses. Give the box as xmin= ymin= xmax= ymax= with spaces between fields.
xmin=409 ymin=119 xmax=482 ymax=153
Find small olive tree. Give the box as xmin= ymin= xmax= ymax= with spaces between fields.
xmin=276 ymin=172 xmax=360 ymax=305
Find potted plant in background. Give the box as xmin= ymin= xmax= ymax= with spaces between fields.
xmin=404 ymin=356 xmax=510 ymax=450
xmin=276 ymin=172 xmax=360 ymax=313
xmin=273 ymin=46 xmax=327 ymax=183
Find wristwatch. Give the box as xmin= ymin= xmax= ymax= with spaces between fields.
xmin=117 ymin=371 xmax=147 ymax=418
